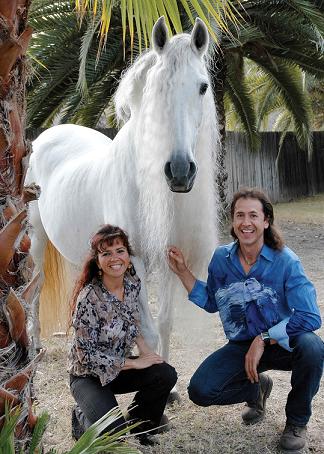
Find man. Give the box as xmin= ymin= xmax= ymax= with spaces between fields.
xmin=168 ymin=187 xmax=324 ymax=452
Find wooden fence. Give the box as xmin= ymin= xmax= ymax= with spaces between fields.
xmin=226 ymin=131 xmax=324 ymax=203
xmin=27 ymin=129 xmax=324 ymax=203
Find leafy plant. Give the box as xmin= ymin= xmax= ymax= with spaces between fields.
xmin=0 ymin=405 xmax=142 ymax=454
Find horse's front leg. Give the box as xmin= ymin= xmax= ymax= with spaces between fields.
xmin=157 ymin=273 xmax=181 ymax=404
xmin=131 ymin=256 xmax=159 ymax=350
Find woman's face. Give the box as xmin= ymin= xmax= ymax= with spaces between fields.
xmin=97 ymin=238 xmax=130 ymax=280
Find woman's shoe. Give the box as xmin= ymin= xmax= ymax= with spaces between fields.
xmin=136 ymin=434 xmax=160 ymax=446
xmin=71 ymin=405 xmax=85 ymax=440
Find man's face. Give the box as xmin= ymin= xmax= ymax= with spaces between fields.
xmin=232 ymin=197 xmax=269 ymax=249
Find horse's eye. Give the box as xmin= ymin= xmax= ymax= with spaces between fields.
xmin=199 ymin=82 xmax=208 ymax=95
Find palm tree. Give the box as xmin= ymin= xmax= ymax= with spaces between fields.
xmin=0 ymin=1 xmax=42 ymax=450
xmin=210 ymin=0 xmax=323 ymax=209
xmin=0 ymin=1 xmax=150 ymax=452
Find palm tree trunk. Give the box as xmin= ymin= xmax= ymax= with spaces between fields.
xmin=0 ymin=0 xmax=42 ymax=449
xmin=211 ymin=45 xmax=228 ymax=218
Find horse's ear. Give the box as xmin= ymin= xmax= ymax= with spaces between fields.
xmin=152 ymin=16 xmax=169 ymax=54
xmin=191 ymin=18 xmax=209 ymax=57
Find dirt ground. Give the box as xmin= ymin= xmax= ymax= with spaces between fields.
xmin=34 ymin=194 xmax=324 ymax=454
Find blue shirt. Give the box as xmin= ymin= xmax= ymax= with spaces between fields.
xmin=189 ymin=242 xmax=321 ymax=351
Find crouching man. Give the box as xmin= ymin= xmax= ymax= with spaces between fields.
xmin=168 ymin=188 xmax=324 ymax=452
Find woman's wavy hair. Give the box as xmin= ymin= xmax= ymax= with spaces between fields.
xmin=230 ymin=187 xmax=284 ymax=251
xmin=69 ymin=224 xmax=134 ymax=326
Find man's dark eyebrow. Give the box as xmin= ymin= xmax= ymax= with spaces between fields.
xmin=235 ymin=209 xmax=259 ymax=214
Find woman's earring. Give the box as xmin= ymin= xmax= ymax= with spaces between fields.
xmin=128 ymin=263 xmax=136 ymax=276
xmin=98 ymin=269 xmax=102 ymax=277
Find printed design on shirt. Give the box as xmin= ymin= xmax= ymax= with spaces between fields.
xmin=215 ymin=277 xmax=280 ymax=338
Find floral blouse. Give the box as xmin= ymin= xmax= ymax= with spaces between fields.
xmin=68 ymin=273 xmax=141 ymax=386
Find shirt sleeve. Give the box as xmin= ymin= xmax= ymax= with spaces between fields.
xmin=269 ymin=257 xmax=321 ymax=351
xmin=188 ymin=255 xmax=219 ymax=313
xmin=72 ymin=293 xmax=125 ymax=386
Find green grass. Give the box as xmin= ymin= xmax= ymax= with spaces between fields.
xmin=274 ymin=193 xmax=324 ymax=224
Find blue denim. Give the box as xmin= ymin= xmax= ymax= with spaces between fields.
xmin=189 ymin=243 xmax=321 ymax=351
xmin=188 ymin=332 xmax=324 ymax=426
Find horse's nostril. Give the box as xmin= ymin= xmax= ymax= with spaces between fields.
xmin=189 ymin=161 xmax=197 ymax=178
xmin=164 ymin=162 xmax=172 ymax=179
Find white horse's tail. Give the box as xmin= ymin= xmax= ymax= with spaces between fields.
xmin=39 ymin=242 xmax=74 ymax=337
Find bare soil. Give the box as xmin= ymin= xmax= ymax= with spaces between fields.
xmin=34 ymin=195 xmax=324 ymax=454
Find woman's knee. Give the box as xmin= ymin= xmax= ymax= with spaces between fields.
xmin=151 ymin=363 xmax=178 ymax=389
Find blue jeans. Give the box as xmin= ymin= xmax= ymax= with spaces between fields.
xmin=188 ymin=332 xmax=324 ymax=426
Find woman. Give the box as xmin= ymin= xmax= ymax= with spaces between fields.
xmin=68 ymin=224 xmax=177 ymax=446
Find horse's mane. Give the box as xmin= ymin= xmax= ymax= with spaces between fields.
xmin=114 ymin=51 xmax=157 ymax=125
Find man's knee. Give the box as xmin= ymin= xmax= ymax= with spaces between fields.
xmin=292 ymin=332 xmax=324 ymax=365
xmin=187 ymin=377 xmax=218 ymax=407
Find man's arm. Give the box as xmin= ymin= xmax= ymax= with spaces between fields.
xmin=269 ymin=256 xmax=321 ymax=350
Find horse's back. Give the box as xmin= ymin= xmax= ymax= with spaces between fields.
xmin=28 ymin=124 xmax=112 ymax=182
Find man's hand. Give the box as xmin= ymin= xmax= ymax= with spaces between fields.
xmin=245 ymin=336 xmax=265 ymax=383
xmin=167 ymin=246 xmax=188 ymax=275
xmin=167 ymin=246 xmax=196 ymax=293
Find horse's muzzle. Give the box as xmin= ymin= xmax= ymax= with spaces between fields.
xmin=164 ymin=159 xmax=197 ymax=193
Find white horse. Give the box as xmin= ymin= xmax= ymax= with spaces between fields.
xmin=26 ymin=16 xmax=219 ymax=362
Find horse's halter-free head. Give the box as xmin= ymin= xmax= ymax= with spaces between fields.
xmin=152 ymin=16 xmax=209 ymax=193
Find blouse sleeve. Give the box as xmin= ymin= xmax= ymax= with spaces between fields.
xmin=72 ymin=291 xmax=125 ymax=386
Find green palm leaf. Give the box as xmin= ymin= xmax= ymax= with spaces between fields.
xmin=75 ymin=0 xmax=239 ymax=47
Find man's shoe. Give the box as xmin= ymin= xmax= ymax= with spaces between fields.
xmin=279 ymin=423 xmax=307 ymax=451
xmin=242 ymin=373 xmax=273 ymax=425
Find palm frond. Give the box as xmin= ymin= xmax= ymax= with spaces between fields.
xmin=0 ymin=404 xmax=20 ymax=453
xmin=77 ymin=18 xmax=101 ymax=96
xmin=28 ymin=412 xmax=50 ymax=454
xmin=67 ymin=406 xmax=142 ymax=454
xmin=225 ymin=53 xmax=260 ymax=150
xmin=75 ymin=0 xmax=240 ymax=48
xmin=248 ymin=55 xmax=312 ymax=149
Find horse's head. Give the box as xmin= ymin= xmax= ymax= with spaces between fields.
xmin=151 ymin=16 xmax=211 ymax=193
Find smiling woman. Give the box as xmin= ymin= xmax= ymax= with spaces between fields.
xmin=68 ymin=224 xmax=177 ymax=446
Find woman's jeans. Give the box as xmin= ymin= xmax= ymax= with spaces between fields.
xmin=70 ymin=362 xmax=177 ymax=434
xmin=188 ymin=332 xmax=324 ymax=426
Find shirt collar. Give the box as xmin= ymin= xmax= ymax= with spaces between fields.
xmin=226 ymin=241 xmax=275 ymax=262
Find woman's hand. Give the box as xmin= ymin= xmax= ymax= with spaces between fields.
xmin=133 ymin=352 xmax=164 ymax=369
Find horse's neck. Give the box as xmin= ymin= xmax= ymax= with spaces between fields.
xmin=94 ymin=121 xmax=139 ymax=228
